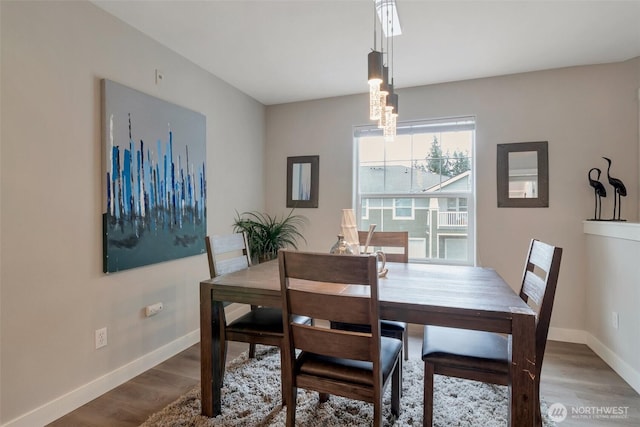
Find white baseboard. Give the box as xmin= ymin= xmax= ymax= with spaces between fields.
xmin=2 ymin=303 xmax=253 ymax=427
xmin=1 ymin=330 xmax=200 ymax=427
xmin=586 ymin=333 xmax=640 ymax=395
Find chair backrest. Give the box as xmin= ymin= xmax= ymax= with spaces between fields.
xmin=357 ymin=230 xmax=409 ymax=263
xmin=279 ymin=250 xmax=382 ymax=380
xmin=205 ymin=233 xmax=252 ymax=279
xmin=519 ymin=239 xmax=563 ymax=374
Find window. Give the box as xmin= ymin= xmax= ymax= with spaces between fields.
xmin=355 ymin=117 xmax=475 ymax=265
xmin=393 ymin=198 xmax=414 ymax=219
xmin=447 ymin=197 xmax=468 ymax=212
xmin=361 ymin=198 xmax=369 ymax=220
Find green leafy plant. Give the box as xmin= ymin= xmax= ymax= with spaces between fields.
xmin=232 ymin=209 xmax=307 ymax=263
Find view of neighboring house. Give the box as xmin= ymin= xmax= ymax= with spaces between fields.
xmin=359 ymin=165 xmax=471 ymax=262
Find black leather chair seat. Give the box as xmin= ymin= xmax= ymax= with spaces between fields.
xmin=227 ymin=307 xmax=310 ymax=335
xmin=380 ymin=320 xmax=406 ymax=331
xmin=297 ymin=336 xmax=402 ymax=386
xmin=422 ymin=325 xmax=509 ymax=373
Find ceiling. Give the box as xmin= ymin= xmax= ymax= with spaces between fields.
xmin=92 ymin=0 xmax=640 ymax=106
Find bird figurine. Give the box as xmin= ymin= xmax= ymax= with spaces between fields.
xmin=602 ymin=157 xmax=627 ymax=221
xmin=588 ymin=168 xmax=606 ymax=220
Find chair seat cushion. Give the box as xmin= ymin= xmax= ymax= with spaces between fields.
xmin=227 ymin=307 xmax=310 ymax=335
xmin=422 ymin=325 xmax=509 ymax=373
xmin=296 ymin=336 xmax=402 ymax=386
xmin=381 ymin=320 xmax=407 ymax=331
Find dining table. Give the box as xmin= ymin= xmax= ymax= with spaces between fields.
xmin=200 ymin=259 xmax=538 ymax=426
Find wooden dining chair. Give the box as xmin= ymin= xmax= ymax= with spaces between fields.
xmin=332 ymin=230 xmax=409 ymax=360
xmin=358 ymin=230 xmax=409 ymax=263
xmin=421 ymin=239 xmax=563 ymax=426
xmin=279 ymin=250 xmax=402 ymax=427
xmin=205 ymin=233 xmax=310 ymax=404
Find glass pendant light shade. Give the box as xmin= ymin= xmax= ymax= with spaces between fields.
xmin=377 ymin=67 xmax=390 ymax=127
xmin=368 ymin=51 xmax=383 ymax=120
xmin=369 ymin=83 xmax=381 ymax=121
xmin=381 ymin=104 xmax=392 ymax=131
xmin=384 ymin=91 xmax=398 ymax=141
xmin=384 ymin=113 xmax=397 ymax=141
xmin=377 ymin=92 xmax=388 ymax=128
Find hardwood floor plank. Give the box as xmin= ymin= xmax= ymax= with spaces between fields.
xmin=48 ymin=331 xmax=639 ymax=426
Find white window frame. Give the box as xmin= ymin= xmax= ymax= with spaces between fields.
xmin=361 ymin=198 xmax=369 ymax=220
xmin=392 ymin=198 xmax=415 ymax=220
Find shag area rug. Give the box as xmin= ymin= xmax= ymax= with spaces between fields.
xmin=141 ymin=346 xmax=555 ymax=426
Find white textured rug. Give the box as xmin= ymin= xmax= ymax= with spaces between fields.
xmin=141 ymin=346 xmax=555 ymax=426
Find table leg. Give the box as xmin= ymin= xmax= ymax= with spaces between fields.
xmin=509 ymin=312 xmax=537 ymax=426
xmin=200 ymin=286 xmax=223 ymax=417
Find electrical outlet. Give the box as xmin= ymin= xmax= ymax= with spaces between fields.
xmin=95 ymin=327 xmax=108 ymax=349
xmin=612 ymin=312 xmax=619 ymax=329
xmin=145 ymin=302 xmax=163 ymax=317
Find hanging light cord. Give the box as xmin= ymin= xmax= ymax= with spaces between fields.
xmin=373 ymin=0 xmax=377 ymax=51
xmin=391 ymin=6 xmax=394 ymax=84
xmin=380 ymin=1 xmax=384 ymax=58
xmin=386 ymin=4 xmax=390 ymax=69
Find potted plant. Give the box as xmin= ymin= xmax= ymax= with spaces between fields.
xmin=232 ymin=209 xmax=307 ymax=263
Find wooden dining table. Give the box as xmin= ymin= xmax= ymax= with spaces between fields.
xmin=200 ymin=260 xmax=538 ymax=426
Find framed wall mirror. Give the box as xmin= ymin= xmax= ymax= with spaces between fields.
xmin=286 ymin=155 xmax=319 ymax=208
xmin=497 ymin=141 xmax=549 ymax=207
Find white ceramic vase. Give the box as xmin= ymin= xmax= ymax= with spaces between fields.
xmin=340 ymin=208 xmax=360 ymax=254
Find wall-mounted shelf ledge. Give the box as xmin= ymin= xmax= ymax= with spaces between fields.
xmin=583 ymin=221 xmax=640 ymax=242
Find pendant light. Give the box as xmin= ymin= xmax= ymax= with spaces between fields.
xmin=368 ymin=0 xmax=400 ymax=140
xmin=368 ymin=1 xmax=383 ymax=121
xmin=384 ymin=8 xmax=398 ymax=141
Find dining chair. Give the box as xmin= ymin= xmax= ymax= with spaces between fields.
xmin=205 ymin=233 xmax=310 ymax=404
xmin=421 ymin=239 xmax=563 ymax=426
xmin=332 ymin=230 xmax=409 ymax=360
xmin=279 ymin=250 xmax=402 ymax=427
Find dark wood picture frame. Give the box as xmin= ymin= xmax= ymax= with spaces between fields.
xmin=497 ymin=141 xmax=549 ymax=208
xmin=286 ymin=155 xmax=319 ymax=208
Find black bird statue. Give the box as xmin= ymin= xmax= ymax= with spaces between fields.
xmin=603 ymin=157 xmax=627 ymax=221
xmin=588 ymin=168 xmax=606 ymax=220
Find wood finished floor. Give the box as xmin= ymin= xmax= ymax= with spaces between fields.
xmin=49 ymin=327 xmax=639 ymax=426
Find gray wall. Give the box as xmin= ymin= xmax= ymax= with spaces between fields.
xmin=585 ymin=225 xmax=640 ymax=392
xmin=1 ymin=1 xmax=265 ymax=423
xmin=265 ymin=59 xmax=640 ymax=339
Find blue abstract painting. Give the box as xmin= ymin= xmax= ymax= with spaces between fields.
xmin=102 ymin=79 xmax=206 ymax=273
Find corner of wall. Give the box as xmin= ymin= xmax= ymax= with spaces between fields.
xmin=637 ymin=83 xmax=640 ymax=218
